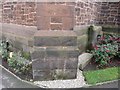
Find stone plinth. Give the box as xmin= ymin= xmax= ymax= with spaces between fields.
xmin=32 ymin=30 xmax=79 ymax=80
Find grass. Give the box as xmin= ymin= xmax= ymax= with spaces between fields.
xmin=83 ymin=67 xmax=120 ymax=84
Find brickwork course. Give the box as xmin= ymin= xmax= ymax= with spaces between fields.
xmin=1 ymin=1 xmax=120 ymax=30
xmin=97 ymin=2 xmax=120 ymax=26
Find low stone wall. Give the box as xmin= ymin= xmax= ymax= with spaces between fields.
xmin=74 ymin=25 xmax=102 ymax=51
xmin=74 ymin=26 xmax=89 ymax=53
xmin=102 ymin=26 xmax=120 ymax=34
xmin=1 ymin=23 xmax=103 ymax=81
xmin=0 ymin=23 xmax=37 ymax=52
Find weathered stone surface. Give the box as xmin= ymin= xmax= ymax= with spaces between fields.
xmin=33 ymin=70 xmax=53 ymax=81
xmin=77 ymin=35 xmax=88 ymax=53
xmin=51 ymin=24 xmax=62 ymax=30
xmin=31 ymin=50 xmax=46 ymax=59
xmin=88 ymin=26 xmax=103 ymax=49
xmin=65 ymin=58 xmax=78 ymax=69
xmin=37 ymin=4 xmax=74 ymax=17
xmin=51 ymin=17 xmax=62 ymax=23
xmin=55 ymin=69 xmax=77 ymax=79
xmin=34 ymin=31 xmax=77 ymax=46
xmin=32 ymin=46 xmax=79 ymax=80
xmin=37 ymin=16 xmax=50 ymax=30
xmin=32 ymin=46 xmax=79 ymax=59
xmin=62 ymin=17 xmax=74 ymax=30
xmin=34 ymin=30 xmax=77 ymax=36
xmin=2 ymin=23 xmax=37 ymax=38
xmin=36 ymin=3 xmax=74 ymax=30
xmin=32 ymin=59 xmax=65 ymax=70
xmin=13 ymin=40 xmax=23 ymax=51
xmin=92 ymin=26 xmax=103 ymax=46
xmin=102 ymin=26 xmax=120 ymax=33
xmin=63 ymin=69 xmax=77 ymax=79
xmin=78 ymin=53 xmax=93 ymax=70
xmin=33 ymin=68 xmax=77 ymax=81
xmin=74 ymin=26 xmax=88 ymax=36
xmin=1 ymin=23 xmax=36 ymax=52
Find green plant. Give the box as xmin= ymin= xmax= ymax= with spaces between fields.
xmin=0 ymin=40 xmax=10 ymax=59
xmin=21 ymin=52 xmax=31 ymax=60
xmin=0 ymin=40 xmax=32 ymax=75
xmin=90 ymin=34 xmax=120 ymax=67
xmin=8 ymin=52 xmax=32 ymax=74
xmin=56 ymin=74 xmax=68 ymax=79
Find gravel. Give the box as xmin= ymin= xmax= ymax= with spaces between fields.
xmin=34 ymin=69 xmax=87 ymax=88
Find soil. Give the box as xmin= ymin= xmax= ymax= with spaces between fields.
xmin=83 ymin=57 xmax=120 ymax=71
xmin=2 ymin=56 xmax=120 ymax=80
xmin=2 ymin=58 xmax=33 ymax=81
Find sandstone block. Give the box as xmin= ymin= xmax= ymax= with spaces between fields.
xmin=78 ymin=53 xmax=93 ymax=70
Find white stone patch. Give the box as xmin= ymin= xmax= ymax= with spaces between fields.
xmin=34 ymin=70 xmax=87 ymax=88
xmin=78 ymin=53 xmax=93 ymax=70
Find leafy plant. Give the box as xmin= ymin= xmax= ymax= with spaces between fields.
xmin=0 ymin=40 xmax=32 ymax=75
xmin=0 ymin=40 xmax=10 ymax=59
xmin=21 ymin=52 xmax=31 ymax=60
xmin=89 ymin=34 xmax=120 ymax=67
xmin=8 ymin=52 xmax=32 ymax=74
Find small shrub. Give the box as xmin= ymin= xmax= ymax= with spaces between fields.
xmin=89 ymin=34 xmax=120 ymax=67
xmin=8 ymin=52 xmax=32 ymax=74
xmin=21 ymin=52 xmax=31 ymax=60
xmin=0 ymin=40 xmax=32 ymax=75
xmin=0 ymin=40 xmax=9 ymax=59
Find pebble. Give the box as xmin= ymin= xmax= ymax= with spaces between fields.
xmin=34 ymin=70 xmax=87 ymax=88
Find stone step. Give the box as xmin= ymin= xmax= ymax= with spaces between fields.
xmin=34 ymin=30 xmax=77 ymax=46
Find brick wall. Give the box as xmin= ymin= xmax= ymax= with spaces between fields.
xmin=1 ymin=1 xmax=37 ymax=26
xmin=1 ymin=1 xmax=120 ymax=29
xmin=75 ymin=2 xmax=100 ymax=25
xmin=97 ymin=2 xmax=120 ymax=26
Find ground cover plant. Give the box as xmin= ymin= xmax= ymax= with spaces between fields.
xmin=0 ymin=40 xmax=32 ymax=80
xmin=89 ymin=34 xmax=120 ymax=67
xmin=84 ymin=33 xmax=120 ymax=84
xmin=8 ymin=52 xmax=32 ymax=75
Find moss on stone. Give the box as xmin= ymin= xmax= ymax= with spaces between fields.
xmin=102 ymin=25 xmax=120 ymax=33
xmin=55 ymin=74 xmax=68 ymax=79
xmin=102 ymin=25 xmax=120 ymax=29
